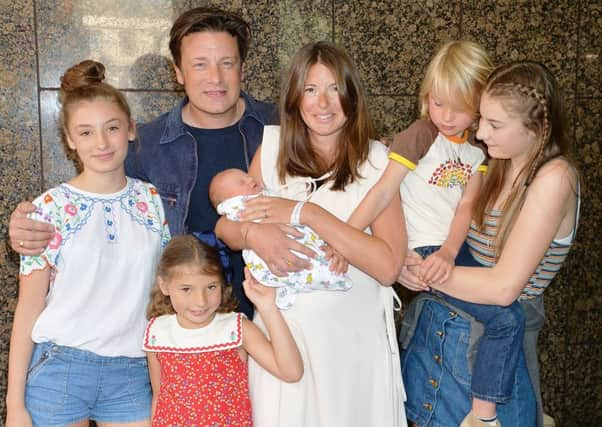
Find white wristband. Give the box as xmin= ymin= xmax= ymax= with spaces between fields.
xmin=290 ymin=201 xmax=305 ymax=225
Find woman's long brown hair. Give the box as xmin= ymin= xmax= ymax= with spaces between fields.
xmin=278 ymin=41 xmax=376 ymax=191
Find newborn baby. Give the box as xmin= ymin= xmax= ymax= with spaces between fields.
xmin=209 ymin=168 xmax=351 ymax=309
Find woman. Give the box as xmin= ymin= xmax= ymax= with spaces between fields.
xmin=216 ymin=41 xmax=407 ymax=427
xmin=399 ymin=61 xmax=579 ymax=427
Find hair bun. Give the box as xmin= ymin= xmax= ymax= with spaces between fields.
xmin=60 ymin=60 xmax=106 ymax=92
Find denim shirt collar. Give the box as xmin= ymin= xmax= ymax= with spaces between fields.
xmin=159 ymin=90 xmax=266 ymax=145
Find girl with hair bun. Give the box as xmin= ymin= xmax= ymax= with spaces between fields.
xmin=6 ymin=60 xmax=170 ymax=427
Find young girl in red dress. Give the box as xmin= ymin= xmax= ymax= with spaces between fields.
xmin=144 ymin=235 xmax=303 ymax=426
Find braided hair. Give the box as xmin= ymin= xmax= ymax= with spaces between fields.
xmin=473 ymin=61 xmax=572 ymax=256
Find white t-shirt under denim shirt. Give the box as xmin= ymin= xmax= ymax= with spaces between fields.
xmin=388 ymin=119 xmax=487 ymax=249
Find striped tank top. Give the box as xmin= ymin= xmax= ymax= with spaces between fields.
xmin=466 ymin=194 xmax=580 ymax=300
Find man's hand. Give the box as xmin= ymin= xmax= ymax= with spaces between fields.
xmin=9 ymin=202 xmax=53 ymax=255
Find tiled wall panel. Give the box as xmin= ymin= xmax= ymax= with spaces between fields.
xmin=462 ymin=0 xmax=578 ymax=97
xmin=334 ymin=0 xmax=462 ymax=95
xmin=577 ymin=1 xmax=601 ymax=98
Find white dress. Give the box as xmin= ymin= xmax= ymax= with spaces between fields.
xmin=249 ymin=126 xmax=407 ymax=427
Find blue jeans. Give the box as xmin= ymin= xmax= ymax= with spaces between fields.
xmin=25 ymin=342 xmax=151 ymax=426
xmin=414 ymin=244 xmax=525 ymax=403
xmin=400 ymin=298 xmax=536 ymax=426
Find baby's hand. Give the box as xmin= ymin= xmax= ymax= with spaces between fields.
xmin=419 ymin=246 xmax=455 ymax=285
xmin=242 ymin=268 xmax=277 ymax=312
xmin=321 ymin=244 xmax=348 ymax=275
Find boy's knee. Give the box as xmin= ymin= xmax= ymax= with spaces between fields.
xmin=486 ymin=305 xmax=525 ymax=337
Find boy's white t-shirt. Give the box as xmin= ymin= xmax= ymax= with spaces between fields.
xmin=388 ymin=119 xmax=487 ymax=249
xmin=19 ymin=177 xmax=170 ymax=357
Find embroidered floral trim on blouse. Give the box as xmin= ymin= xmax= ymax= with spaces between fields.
xmin=20 ymin=178 xmax=169 ymax=275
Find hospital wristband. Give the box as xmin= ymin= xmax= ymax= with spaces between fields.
xmin=290 ymin=201 xmax=306 ymax=225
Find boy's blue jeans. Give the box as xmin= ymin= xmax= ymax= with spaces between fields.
xmin=414 ymin=244 xmax=525 ymax=403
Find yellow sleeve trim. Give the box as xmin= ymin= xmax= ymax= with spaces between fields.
xmin=389 ymin=152 xmax=416 ymax=170
xmin=478 ymin=164 xmax=488 ymax=174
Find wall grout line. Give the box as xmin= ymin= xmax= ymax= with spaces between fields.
xmin=32 ymin=0 xmax=44 ymax=193
xmin=39 ymin=87 xmax=185 ymax=93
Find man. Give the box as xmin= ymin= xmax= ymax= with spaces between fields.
xmin=9 ymin=7 xmax=312 ymax=317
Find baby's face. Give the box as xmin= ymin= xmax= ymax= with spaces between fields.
xmin=220 ymin=169 xmax=262 ymax=200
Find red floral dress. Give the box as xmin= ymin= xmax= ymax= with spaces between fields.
xmin=144 ymin=313 xmax=252 ymax=426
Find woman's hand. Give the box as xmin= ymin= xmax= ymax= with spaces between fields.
xmin=322 ymin=244 xmax=349 ymax=275
xmin=241 ymin=196 xmax=297 ymax=224
xmin=245 ymin=222 xmax=314 ymax=276
xmin=398 ymin=250 xmax=430 ymax=292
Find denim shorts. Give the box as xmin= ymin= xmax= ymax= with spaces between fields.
xmin=25 ymin=342 xmax=151 ymax=426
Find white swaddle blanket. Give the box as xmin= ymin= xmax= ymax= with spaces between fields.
xmin=217 ymin=193 xmax=352 ymax=309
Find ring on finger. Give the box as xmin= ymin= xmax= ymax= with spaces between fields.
xmin=19 ymin=240 xmax=24 ymax=248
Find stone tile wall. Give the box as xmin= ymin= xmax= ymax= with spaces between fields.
xmin=1 ymin=1 xmax=600 ymax=424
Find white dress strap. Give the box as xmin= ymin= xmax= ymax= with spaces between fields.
xmin=383 ymin=286 xmax=407 ymax=413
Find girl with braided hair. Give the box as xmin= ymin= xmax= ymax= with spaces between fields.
xmin=399 ymin=61 xmax=579 ymax=427
xmin=349 ymin=40 xmax=525 ymax=427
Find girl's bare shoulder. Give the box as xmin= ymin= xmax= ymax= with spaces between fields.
xmin=533 ymin=157 xmax=578 ymax=193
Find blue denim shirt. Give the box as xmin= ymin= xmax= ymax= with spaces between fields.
xmin=125 ymin=91 xmax=278 ymax=236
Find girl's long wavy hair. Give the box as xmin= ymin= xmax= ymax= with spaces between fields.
xmin=278 ymin=41 xmax=376 ymax=191
xmin=146 ymin=235 xmax=238 ymax=319
xmin=473 ymin=61 xmax=574 ymax=255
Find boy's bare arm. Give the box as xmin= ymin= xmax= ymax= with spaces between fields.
xmin=348 ymin=160 xmax=409 ymax=230
xmin=420 ymin=172 xmax=484 ymax=284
